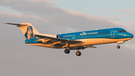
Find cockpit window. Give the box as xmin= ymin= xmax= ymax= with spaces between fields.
xmin=123 ymin=30 xmax=127 ymax=32
xmin=118 ymin=30 xmax=127 ymax=33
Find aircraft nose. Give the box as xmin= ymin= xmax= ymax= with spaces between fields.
xmin=127 ymin=33 xmax=134 ymax=38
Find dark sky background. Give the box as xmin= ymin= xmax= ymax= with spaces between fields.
xmin=0 ymin=0 xmax=135 ymax=76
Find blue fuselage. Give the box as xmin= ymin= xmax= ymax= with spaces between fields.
xmin=25 ymin=28 xmax=133 ymax=48
xmin=57 ymin=28 xmax=133 ymax=40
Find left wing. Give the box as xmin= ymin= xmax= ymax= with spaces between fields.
xmin=34 ymin=34 xmax=82 ymax=44
xmin=34 ymin=34 xmax=83 ymax=48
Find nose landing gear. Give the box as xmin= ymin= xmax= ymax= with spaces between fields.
xmin=117 ymin=44 xmax=120 ymax=49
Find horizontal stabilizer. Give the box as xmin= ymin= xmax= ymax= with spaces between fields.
xmin=4 ymin=23 xmax=28 ymax=27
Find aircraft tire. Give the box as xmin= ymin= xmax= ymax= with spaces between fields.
xmin=76 ymin=51 xmax=81 ymax=56
xmin=117 ymin=45 xmax=120 ymax=49
xmin=64 ymin=49 xmax=70 ymax=54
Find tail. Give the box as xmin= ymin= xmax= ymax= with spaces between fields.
xmin=4 ymin=23 xmax=39 ymax=40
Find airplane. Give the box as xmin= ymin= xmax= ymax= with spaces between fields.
xmin=5 ymin=23 xmax=134 ymax=56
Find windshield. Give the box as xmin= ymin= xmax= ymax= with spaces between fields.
xmin=118 ymin=30 xmax=127 ymax=33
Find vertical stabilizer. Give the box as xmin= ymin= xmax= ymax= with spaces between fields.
xmin=5 ymin=23 xmax=39 ymax=39
xmin=20 ymin=23 xmax=39 ymax=39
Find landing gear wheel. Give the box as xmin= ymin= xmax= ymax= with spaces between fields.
xmin=76 ymin=51 xmax=81 ymax=56
xmin=117 ymin=45 xmax=120 ymax=49
xmin=64 ymin=49 xmax=70 ymax=54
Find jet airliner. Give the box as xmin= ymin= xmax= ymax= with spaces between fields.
xmin=5 ymin=23 xmax=134 ymax=56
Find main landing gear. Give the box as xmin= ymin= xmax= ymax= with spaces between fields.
xmin=64 ymin=49 xmax=81 ymax=56
xmin=76 ymin=50 xmax=81 ymax=56
xmin=64 ymin=49 xmax=70 ymax=54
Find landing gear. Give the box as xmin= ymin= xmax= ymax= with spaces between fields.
xmin=117 ymin=45 xmax=120 ymax=49
xmin=64 ymin=48 xmax=82 ymax=56
xmin=64 ymin=49 xmax=70 ymax=54
xmin=76 ymin=50 xmax=81 ymax=56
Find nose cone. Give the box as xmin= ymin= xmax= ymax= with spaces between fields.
xmin=127 ymin=33 xmax=134 ymax=38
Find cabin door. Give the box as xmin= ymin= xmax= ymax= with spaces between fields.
xmin=72 ymin=35 xmax=75 ymax=39
xmin=111 ymin=30 xmax=115 ymax=38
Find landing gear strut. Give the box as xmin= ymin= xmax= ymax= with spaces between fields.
xmin=76 ymin=50 xmax=81 ymax=56
xmin=64 ymin=49 xmax=70 ymax=54
xmin=117 ymin=44 xmax=120 ymax=49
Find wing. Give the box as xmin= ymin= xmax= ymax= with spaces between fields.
xmin=34 ymin=34 xmax=82 ymax=44
xmin=34 ymin=34 xmax=83 ymax=48
xmin=34 ymin=34 xmax=97 ymax=49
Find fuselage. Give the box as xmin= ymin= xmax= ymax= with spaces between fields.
xmin=25 ymin=28 xmax=133 ymax=49
xmin=6 ymin=22 xmax=134 ymax=56
xmin=57 ymin=28 xmax=133 ymax=40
